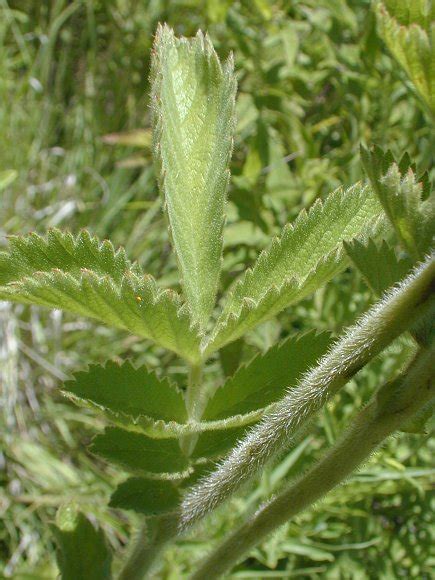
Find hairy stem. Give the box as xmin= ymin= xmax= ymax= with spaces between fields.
xmin=118 ymin=515 xmax=179 ymax=580
xmin=190 ymin=346 xmax=434 ymax=579
xmin=181 ymin=255 xmax=435 ymax=527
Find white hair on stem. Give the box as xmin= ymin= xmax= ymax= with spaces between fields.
xmin=181 ymin=254 xmax=434 ymax=528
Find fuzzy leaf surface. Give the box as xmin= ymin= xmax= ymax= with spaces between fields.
xmin=151 ymin=24 xmax=237 ymax=327
xmin=203 ymin=331 xmax=332 ymax=420
xmin=204 ymin=184 xmax=382 ymax=353
xmin=345 ymin=239 xmax=413 ymax=296
xmin=63 ymin=360 xmax=187 ymax=424
xmin=52 ymin=511 xmax=112 ymax=580
xmin=109 ymin=477 xmax=181 ymax=516
xmin=91 ymin=427 xmax=189 ymax=475
xmin=379 ymin=166 xmax=434 ymax=257
xmin=0 ymin=230 xmax=201 ymax=362
xmin=361 ymin=146 xmax=434 ymax=258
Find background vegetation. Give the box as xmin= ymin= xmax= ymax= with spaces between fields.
xmin=0 ymin=1 xmax=433 ymax=578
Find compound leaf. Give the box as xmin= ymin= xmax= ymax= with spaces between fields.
xmin=109 ymin=477 xmax=181 ymax=516
xmin=63 ymin=360 xmax=187 ymax=424
xmin=52 ymin=508 xmax=112 ymax=580
xmin=151 ymin=24 xmax=237 ymax=328
xmin=204 ymin=183 xmax=382 ymax=354
xmin=91 ymin=427 xmax=189 ymax=475
xmin=203 ymin=331 xmax=332 ymax=420
xmin=0 ymin=229 xmax=201 ymax=363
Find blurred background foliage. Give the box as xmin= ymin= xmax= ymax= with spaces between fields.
xmin=0 ymin=0 xmax=433 ymax=578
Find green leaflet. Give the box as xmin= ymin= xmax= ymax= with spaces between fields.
xmin=381 ymin=0 xmax=434 ymax=28
xmin=0 ymin=229 xmax=201 ymax=363
xmin=91 ymin=427 xmax=189 ymax=475
xmin=380 ymin=166 xmax=434 ymax=257
xmin=361 ymin=146 xmax=434 ymax=259
xmin=52 ymin=508 xmax=112 ymax=580
xmin=0 ymin=228 xmax=137 ymax=284
xmin=203 ymin=331 xmax=332 ymax=421
xmin=191 ymin=425 xmax=250 ymax=460
xmin=151 ymin=24 xmax=237 ymax=328
xmin=204 ymin=183 xmax=383 ymax=354
xmin=345 ymin=239 xmax=413 ymax=296
xmin=375 ymin=1 xmax=434 ymax=113
xmin=64 ymin=401 xmax=265 ymax=440
xmin=110 ymin=477 xmax=181 ymax=516
xmin=63 ymin=360 xmax=187 ymax=424
xmin=219 ymin=338 xmax=245 ymax=377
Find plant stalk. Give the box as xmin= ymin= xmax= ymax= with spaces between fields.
xmin=182 ymin=255 xmax=435 ymax=527
xmin=190 ymin=346 xmax=434 ymax=580
xmin=118 ymin=515 xmax=179 ymax=580
xmin=185 ymin=363 xmax=204 ymax=422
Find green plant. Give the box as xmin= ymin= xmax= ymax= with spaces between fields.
xmin=374 ymin=0 xmax=434 ymax=116
xmin=1 ymin=22 xmax=433 ymax=580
